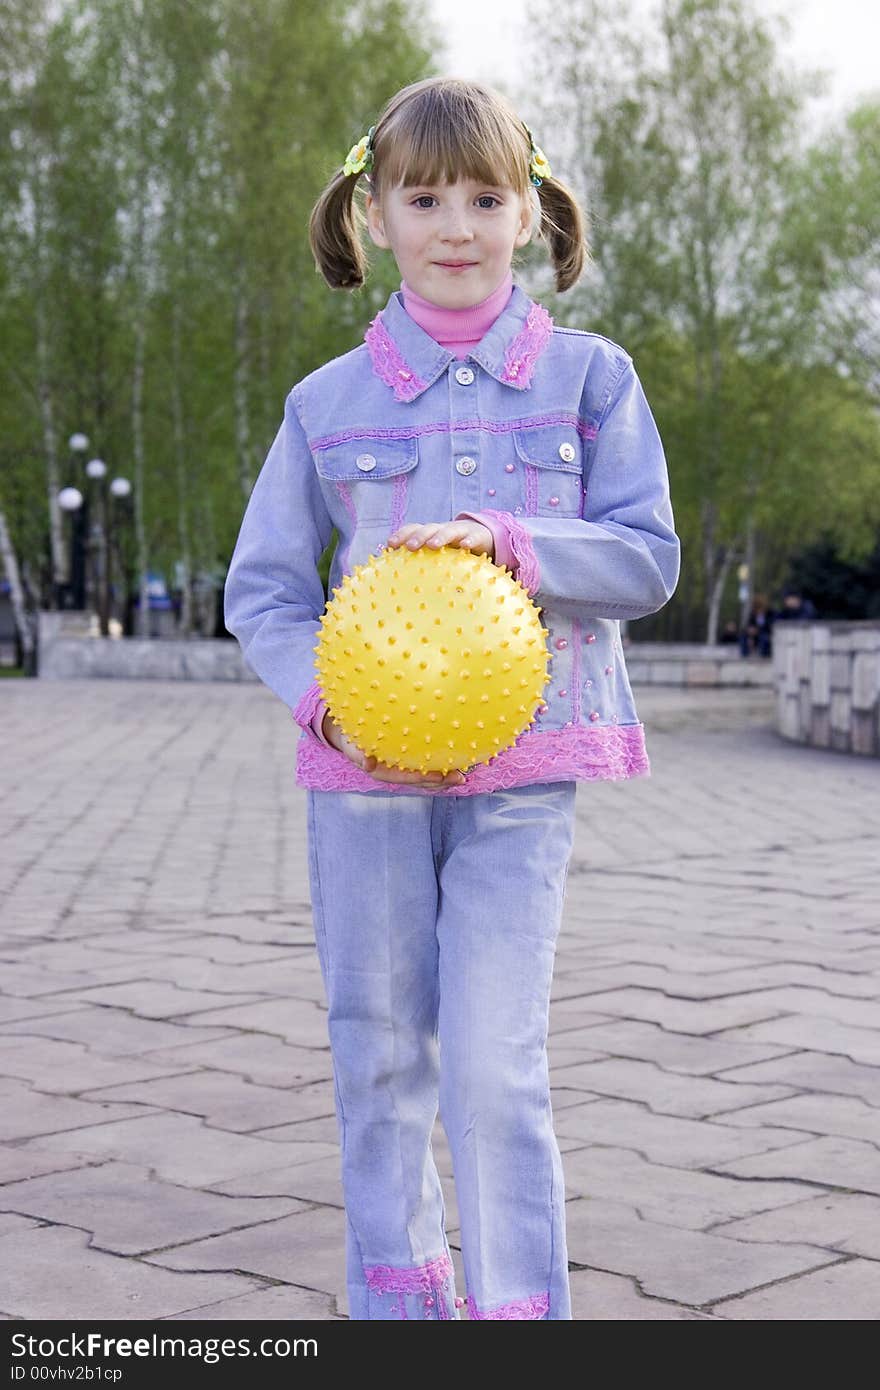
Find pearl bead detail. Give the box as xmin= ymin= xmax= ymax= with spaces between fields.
xmin=611 ymin=713 xmax=619 ymax=723
xmin=549 ymin=496 xmax=560 ymax=506
xmin=554 ymin=637 xmax=568 ymax=650
xmin=505 ymin=463 xmax=515 ymax=473
xmin=585 ymin=632 xmax=597 ymax=643
xmin=454 ymin=1297 xmax=465 ymax=1308
xmin=589 ymin=710 xmax=600 ymax=721
xmin=558 ymin=688 xmax=567 ymax=697
xmin=424 ymin=1295 xmax=434 ymax=1308
xmin=584 ymin=678 xmax=593 ymax=688
xmin=488 ymin=488 xmax=496 ymax=496
xmin=605 ymin=665 xmax=613 ymax=674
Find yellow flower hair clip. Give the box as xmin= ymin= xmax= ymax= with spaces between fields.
xmin=524 ymin=125 xmax=552 ymax=186
xmin=343 ymin=125 xmax=375 ymax=177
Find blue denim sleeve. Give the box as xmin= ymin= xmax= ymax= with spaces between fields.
xmin=510 ymin=359 xmax=680 ymax=621
xmin=223 ymin=387 xmax=334 ymax=712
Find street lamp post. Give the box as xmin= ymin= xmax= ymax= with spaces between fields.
xmin=85 ymin=457 xmax=109 ymax=634
xmin=55 ymin=432 xmax=90 ymax=610
xmin=57 ymin=434 xmax=131 ymax=634
xmin=108 ymin=476 xmax=132 ymax=635
xmin=57 ymin=485 xmax=85 ymax=612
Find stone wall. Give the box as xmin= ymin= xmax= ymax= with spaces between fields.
xmin=37 ymin=611 xmax=258 ymax=684
xmin=773 ymin=621 xmax=880 ymax=757
xmin=623 ymin=643 xmax=773 ymax=688
xmin=36 ymin=612 xmax=773 ymax=689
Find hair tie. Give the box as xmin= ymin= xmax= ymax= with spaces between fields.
xmin=343 ymin=125 xmax=375 ymax=177
xmin=523 ymin=125 xmax=552 ymax=186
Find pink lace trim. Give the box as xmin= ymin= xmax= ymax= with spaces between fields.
xmin=570 ymin=617 xmax=582 ymax=724
xmin=334 ymin=481 xmax=357 ymax=571
xmin=390 ymin=472 xmax=409 ymax=534
xmin=364 ymin=314 xmax=428 ymax=401
xmin=477 ymin=509 xmax=540 ymax=593
xmin=309 ymin=413 xmax=597 ymax=452
xmin=296 ymin=721 xmax=650 ymax=795
xmin=291 ymin=680 xmax=324 ymax=731
xmin=467 ymin=1291 xmax=550 ymax=1319
xmin=365 ymin=1253 xmax=454 ymax=1319
xmin=502 ymin=303 xmax=554 ymax=387
xmin=524 ymin=464 xmax=539 ymax=515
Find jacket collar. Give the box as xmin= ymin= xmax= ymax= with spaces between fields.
xmin=364 ymin=282 xmax=554 ymax=403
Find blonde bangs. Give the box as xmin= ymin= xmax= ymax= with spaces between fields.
xmin=372 ymin=81 xmax=531 ymax=197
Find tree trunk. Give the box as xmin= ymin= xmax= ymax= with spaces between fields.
xmin=170 ymin=210 xmax=194 ymax=638
xmin=0 ymin=510 xmax=36 ymax=670
xmin=706 ymin=543 xmax=736 ymax=644
xmin=31 ymin=154 xmax=65 ymax=601
xmin=234 ymin=257 xmax=255 ymax=499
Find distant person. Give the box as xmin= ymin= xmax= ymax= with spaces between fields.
xmin=774 ymin=589 xmax=818 ymax=623
xmin=739 ymin=592 xmax=774 ymax=657
xmin=720 ymin=619 xmax=740 ymax=645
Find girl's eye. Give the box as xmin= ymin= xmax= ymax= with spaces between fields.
xmin=477 ymin=196 xmax=500 ymax=209
xmin=413 ymin=195 xmax=436 ymax=209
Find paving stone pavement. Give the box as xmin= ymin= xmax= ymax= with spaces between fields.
xmin=1 ymin=678 xmax=879 ymax=1321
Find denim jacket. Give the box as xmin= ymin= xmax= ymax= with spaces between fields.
xmin=223 ymin=281 xmax=680 ymax=796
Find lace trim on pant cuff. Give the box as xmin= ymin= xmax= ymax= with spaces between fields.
xmin=467 ymin=1290 xmax=550 ymax=1319
xmin=365 ymin=1253 xmax=454 ymax=1319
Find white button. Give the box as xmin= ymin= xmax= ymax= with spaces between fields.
xmin=456 ymin=456 xmax=477 ymax=475
xmin=356 ymin=453 xmax=377 ymax=471
xmin=558 ymin=442 xmax=576 ymax=462
xmin=455 ymin=366 xmax=475 ymax=385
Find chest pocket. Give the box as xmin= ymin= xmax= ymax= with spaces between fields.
xmin=512 ymin=424 xmax=583 ymax=517
xmin=313 ymin=437 xmax=419 ymax=526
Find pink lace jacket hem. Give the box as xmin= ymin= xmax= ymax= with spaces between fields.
xmin=293 ymin=719 xmax=650 ymax=795
xmin=467 ymin=1291 xmax=550 ymax=1319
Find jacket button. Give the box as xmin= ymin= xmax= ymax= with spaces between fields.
xmin=558 ymin=442 xmax=576 ymax=462
xmin=456 ymin=456 xmax=477 ymax=475
xmin=455 ymin=366 xmax=475 ymax=385
xmin=356 ymin=453 xmax=377 ymax=471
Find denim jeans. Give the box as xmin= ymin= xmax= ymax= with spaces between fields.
xmin=305 ymin=779 xmax=578 ymax=1320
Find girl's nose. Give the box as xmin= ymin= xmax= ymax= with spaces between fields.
xmin=441 ymin=217 xmax=474 ymax=242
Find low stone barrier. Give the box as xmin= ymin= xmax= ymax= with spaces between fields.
xmin=773 ymin=621 xmax=880 ymax=757
xmin=36 ymin=611 xmax=258 ymax=683
xmin=36 ymin=613 xmax=772 ymax=689
xmin=623 ymin=643 xmax=773 ymax=688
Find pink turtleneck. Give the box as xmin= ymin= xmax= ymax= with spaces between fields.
xmin=401 ymin=270 xmax=514 ymax=357
xmin=310 ymin=269 xmax=518 ymax=748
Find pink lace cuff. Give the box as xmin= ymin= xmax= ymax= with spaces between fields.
xmin=310 ymin=698 xmax=331 ymax=745
xmin=454 ymin=510 xmax=517 ymax=573
xmin=467 ymin=1291 xmax=550 ymax=1319
xmin=471 ymin=508 xmax=540 ymax=593
xmin=291 ymin=681 xmax=325 ymax=736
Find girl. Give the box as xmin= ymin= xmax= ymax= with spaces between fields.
xmin=224 ymin=77 xmax=680 ymax=1320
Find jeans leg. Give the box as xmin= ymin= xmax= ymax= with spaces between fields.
xmin=306 ymin=789 xmax=461 ymax=1320
xmin=436 ymin=782 xmax=577 ymax=1319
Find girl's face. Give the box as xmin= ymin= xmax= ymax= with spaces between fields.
xmin=365 ymin=177 xmax=533 ymax=307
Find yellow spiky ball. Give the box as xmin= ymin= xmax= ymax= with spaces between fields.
xmin=313 ymin=545 xmax=551 ymax=774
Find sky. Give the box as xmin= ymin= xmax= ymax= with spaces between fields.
xmin=428 ymin=0 xmax=879 ymax=126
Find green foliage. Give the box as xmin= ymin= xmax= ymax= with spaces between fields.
xmin=0 ymin=0 xmax=437 ymax=598
xmin=525 ymin=0 xmax=880 ymax=634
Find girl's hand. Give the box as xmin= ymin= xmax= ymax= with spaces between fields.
xmin=385 ymin=521 xmax=495 ymax=558
xmin=321 ymin=712 xmax=467 ymax=788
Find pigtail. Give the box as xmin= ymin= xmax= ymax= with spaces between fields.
xmin=308 ymin=167 xmax=369 ymax=291
xmin=535 ymin=176 xmax=591 ymax=294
